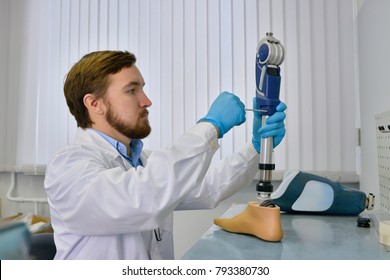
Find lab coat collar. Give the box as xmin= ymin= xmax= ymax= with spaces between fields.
xmin=74 ymin=127 xmax=149 ymax=170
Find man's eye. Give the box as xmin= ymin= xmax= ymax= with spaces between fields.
xmin=127 ymin=88 xmax=136 ymax=94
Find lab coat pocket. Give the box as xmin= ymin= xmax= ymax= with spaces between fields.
xmin=150 ymin=215 xmax=174 ymax=260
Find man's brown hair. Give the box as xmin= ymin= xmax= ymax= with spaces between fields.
xmin=64 ymin=50 xmax=137 ymax=128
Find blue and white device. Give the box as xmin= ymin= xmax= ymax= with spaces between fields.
xmin=256 ymin=32 xmax=284 ymax=115
xmin=255 ymin=32 xmax=285 ymax=207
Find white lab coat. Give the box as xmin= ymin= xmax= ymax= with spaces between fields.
xmin=44 ymin=122 xmax=258 ymax=259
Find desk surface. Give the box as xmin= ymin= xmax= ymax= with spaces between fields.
xmin=182 ymin=204 xmax=390 ymax=260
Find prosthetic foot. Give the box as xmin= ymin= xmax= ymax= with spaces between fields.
xmin=271 ymin=170 xmax=375 ymax=215
xmin=214 ymin=202 xmax=283 ymax=242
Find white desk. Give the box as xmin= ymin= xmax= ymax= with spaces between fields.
xmin=182 ymin=204 xmax=390 ymax=260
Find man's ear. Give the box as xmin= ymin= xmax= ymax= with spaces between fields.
xmin=83 ymin=93 xmax=104 ymax=115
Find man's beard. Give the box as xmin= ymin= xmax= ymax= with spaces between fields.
xmin=105 ymin=102 xmax=151 ymax=139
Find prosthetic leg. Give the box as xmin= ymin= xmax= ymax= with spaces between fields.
xmin=215 ymin=170 xmax=374 ymax=241
xmin=214 ymin=33 xmax=285 ymax=242
xmin=271 ymin=170 xmax=375 ymax=215
xmin=214 ymin=170 xmax=375 ymax=241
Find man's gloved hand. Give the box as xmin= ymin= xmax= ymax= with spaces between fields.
xmin=198 ymin=91 xmax=246 ymax=138
xmin=252 ymin=98 xmax=287 ymax=153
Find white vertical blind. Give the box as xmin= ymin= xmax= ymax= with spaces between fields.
xmin=3 ymin=0 xmax=358 ymax=179
xmin=0 ymin=0 xmax=9 ymax=168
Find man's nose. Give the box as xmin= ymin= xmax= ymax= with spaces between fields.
xmin=140 ymin=91 xmax=152 ymax=108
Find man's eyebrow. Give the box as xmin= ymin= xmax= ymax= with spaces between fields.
xmin=123 ymin=81 xmax=145 ymax=88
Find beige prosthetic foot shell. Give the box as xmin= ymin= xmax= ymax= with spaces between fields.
xmin=379 ymin=220 xmax=390 ymax=246
xmin=214 ymin=201 xmax=283 ymax=242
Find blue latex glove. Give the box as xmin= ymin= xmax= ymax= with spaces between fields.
xmin=252 ymin=98 xmax=287 ymax=153
xmin=198 ymin=91 xmax=246 ymax=138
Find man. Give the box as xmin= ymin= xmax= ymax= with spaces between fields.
xmin=44 ymin=50 xmax=286 ymax=259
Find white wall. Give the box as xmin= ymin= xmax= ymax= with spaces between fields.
xmin=0 ymin=173 xmax=50 ymax=218
xmin=357 ymin=0 xmax=390 ymax=204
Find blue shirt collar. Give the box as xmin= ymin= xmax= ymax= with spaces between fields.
xmin=90 ymin=129 xmax=144 ymax=167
